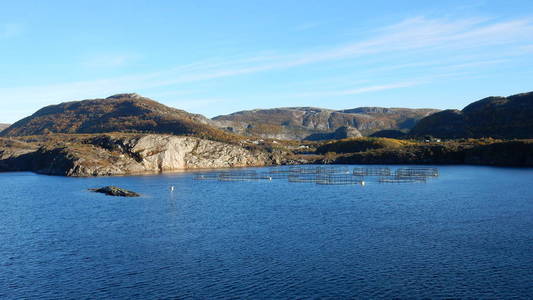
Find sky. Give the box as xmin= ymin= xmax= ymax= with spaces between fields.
xmin=1 ymin=0 xmax=533 ymax=123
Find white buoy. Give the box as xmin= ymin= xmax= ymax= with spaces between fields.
xmin=169 ymin=186 xmax=175 ymax=192
xmin=361 ymin=181 xmax=365 ymax=186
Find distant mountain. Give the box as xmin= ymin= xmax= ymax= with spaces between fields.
xmin=0 ymin=94 xmax=237 ymax=142
xmin=0 ymin=124 xmax=10 ymax=132
xmin=411 ymin=92 xmax=533 ymax=139
xmin=212 ymin=107 xmax=439 ymax=140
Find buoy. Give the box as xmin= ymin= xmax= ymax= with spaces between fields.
xmin=169 ymin=186 xmax=175 ymax=192
xmin=361 ymin=181 xmax=366 ymax=186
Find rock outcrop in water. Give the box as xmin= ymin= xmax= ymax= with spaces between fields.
xmin=0 ymin=134 xmax=278 ymax=176
xmin=90 ymin=186 xmax=140 ymax=197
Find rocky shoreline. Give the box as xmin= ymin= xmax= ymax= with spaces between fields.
xmin=1 ymin=134 xmax=532 ymax=177
xmin=0 ymin=134 xmax=284 ymax=176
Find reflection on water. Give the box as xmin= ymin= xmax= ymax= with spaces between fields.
xmin=0 ymin=165 xmax=532 ymax=299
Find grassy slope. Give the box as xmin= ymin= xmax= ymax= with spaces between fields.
xmin=0 ymin=95 xmax=246 ymax=145
xmin=314 ymin=137 xmax=533 ymax=166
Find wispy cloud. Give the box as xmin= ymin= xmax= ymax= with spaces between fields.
xmin=144 ymin=16 xmax=533 ymax=85
xmin=287 ymin=17 xmax=533 ymax=64
xmin=2 ymin=16 xmax=533 ymax=122
xmin=291 ymin=81 xmax=422 ymax=98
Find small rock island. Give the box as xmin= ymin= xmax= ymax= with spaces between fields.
xmin=90 ymin=186 xmax=140 ymax=197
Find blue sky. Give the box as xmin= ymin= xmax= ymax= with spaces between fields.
xmin=1 ymin=0 xmax=533 ymax=122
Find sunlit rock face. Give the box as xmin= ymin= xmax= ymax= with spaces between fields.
xmin=0 ymin=134 xmax=275 ymax=177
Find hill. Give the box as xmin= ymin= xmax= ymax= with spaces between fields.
xmin=314 ymin=137 xmax=533 ymax=167
xmin=0 ymin=94 xmax=239 ymax=142
xmin=411 ymin=92 xmax=533 ymax=139
xmin=212 ymin=106 xmax=438 ymax=140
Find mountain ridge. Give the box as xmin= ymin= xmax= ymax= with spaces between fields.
xmin=410 ymin=91 xmax=533 ymax=139
xmin=4 ymin=91 xmax=531 ymax=142
xmin=2 ymin=93 xmax=440 ymax=141
xmin=212 ymin=106 xmax=439 ymax=140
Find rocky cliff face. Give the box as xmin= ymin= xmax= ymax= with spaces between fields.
xmin=411 ymin=92 xmax=533 ymax=139
xmin=0 ymin=138 xmax=39 ymax=171
xmin=212 ymin=106 xmax=438 ymax=140
xmin=0 ymin=134 xmax=277 ymax=176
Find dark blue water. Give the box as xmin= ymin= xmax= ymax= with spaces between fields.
xmin=1 ymin=165 xmax=532 ymax=299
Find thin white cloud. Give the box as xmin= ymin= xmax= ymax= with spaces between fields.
xmin=336 ymin=82 xmax=421 ymax=96
xmin=146 ymin=16 xmax=533 ymax=86
xmin=291 ymin=81 xmax=422 ymax=98
xmin=2 ymin=15 xmax=533 ymax=122
xmin=294 ymin=17 xmax=533 ymax=62
xmin=436 ymin=59 xmax=509 ymax=71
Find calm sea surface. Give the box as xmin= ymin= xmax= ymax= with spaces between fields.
xmin=1 ymin=165 xmax=532 ymax=299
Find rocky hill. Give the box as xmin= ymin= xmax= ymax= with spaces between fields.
xmin=411 ymin=92 xmax=533 ymax=139
xmin=0 ymin=124 xmax=9 ymax=132
xmin=0 ymin=93 xmax=237 ymax=142
xmin=314 ymin=137 xmax=533 ymax=166
xmin=0 ymin=133 xmax=281 ymax=176
xmin=212 ymin=107 xmax=438 ymax=140
xmin=1 ymin=93 xmax=438 ymax=142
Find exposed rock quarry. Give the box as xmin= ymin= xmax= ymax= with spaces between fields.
xmin=0 ymin=134 xmax=277 ymax=176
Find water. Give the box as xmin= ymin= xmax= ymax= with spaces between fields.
xmin=0 ymin=165 xmax=532 ymax=299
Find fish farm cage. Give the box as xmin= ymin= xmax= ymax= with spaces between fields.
xmin=195 ymin=170 xmax=274 ymax=182
xmin=378 ymin=175 xmax=427 ymax=183
xmin=268 ymin=166 xmax=350 ymax=175
xmin=353 ymin=167 xmax=392 ymax=176
xmin=193 ymin=166 xmax=439 ymax=185
xmin=395 ymin=167 xmax=439 ymax=177
xmin=316 ymin=174 xmax=365 ymax=185
xmin=288 ymin=174 xmax=323 ymax=183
